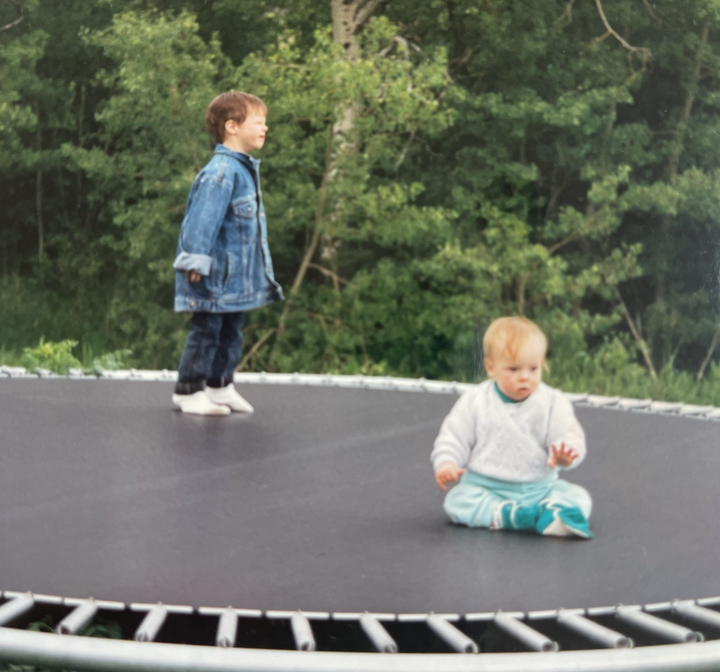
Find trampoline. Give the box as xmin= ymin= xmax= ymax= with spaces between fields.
xmin=1 ymin=368 xmax=720 ymax=671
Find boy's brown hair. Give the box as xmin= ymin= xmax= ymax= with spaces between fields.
xmin=483 ymin=316 xmax=547 ymax=362
xmin=205 ymin=91 xmax=267 ymax=145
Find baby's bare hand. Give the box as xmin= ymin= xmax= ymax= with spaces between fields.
xmin=435 ymin=462 xmax=465 ymax=492
xmin=547 ymin=442 xmax=578 ymax=469
xmin=187 ymin=271 xmax=202 ymax=283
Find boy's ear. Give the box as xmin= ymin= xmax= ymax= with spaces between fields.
xmin=224 ymin=119 xmax=238 ymax=136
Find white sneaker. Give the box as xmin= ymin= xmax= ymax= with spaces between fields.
xmin=205 ymin=383 xmax=254 ymax=413
xmin=540 ymin=518 xmax=574 ymax=536
xmin=172 ymin=390 xmax=230 ymax=416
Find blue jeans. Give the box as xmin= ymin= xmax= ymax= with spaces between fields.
xmin=175 ymin=312 xmax=245 ymax=394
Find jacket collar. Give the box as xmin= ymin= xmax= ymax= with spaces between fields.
xmin=214 ymin=144 xmax=260 ymax=170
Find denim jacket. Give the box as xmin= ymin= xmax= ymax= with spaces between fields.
xmin=173 ymin=145 xmax=284 ymax=313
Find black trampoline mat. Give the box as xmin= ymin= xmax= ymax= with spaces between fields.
xmin=0 ymin=379 xmax=719 ymax=614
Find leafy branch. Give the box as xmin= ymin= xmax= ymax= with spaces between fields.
xmin=238 ymin=329 xmax=276 ymax=372
xmin=0 ymin=0 xmax=24 ymax=33
xmin=593 ymin=0 xmax=652 ymax=61
xmin=614 ymin=287 xmax=658 ymax=382
xmin=355 ymin=0 xmax=392 ymax=33
xmin=697 ymin=323 xmax=720 ymax=381
xmin=554 ymin=0 xmax=576 ymax=27
xmin=642 ymin=0 xmax=661 ymax=26
xmin=309 ymin=262 xmax=347 ymax=289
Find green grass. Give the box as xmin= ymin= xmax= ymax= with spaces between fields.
xmin=0 ymin=341 xmax=132 ymax=377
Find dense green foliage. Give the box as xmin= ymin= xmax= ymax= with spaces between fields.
xmin=1 ymin=0 xmax=720 ymax=399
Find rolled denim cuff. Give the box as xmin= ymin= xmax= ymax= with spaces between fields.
xmin=174 ymin=380 xmax=205 ymax=395
xmin=207 ymin=376 xmax=233 ymax=389
xmin=173 ymin=252 xmax=213 ymax=275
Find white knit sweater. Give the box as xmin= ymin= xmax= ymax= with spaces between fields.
xmin=431 ymin=380 xmax=586 ymax=482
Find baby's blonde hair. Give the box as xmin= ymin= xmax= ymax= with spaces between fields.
xmin=483 ymin=316 xmax=547 ymax=362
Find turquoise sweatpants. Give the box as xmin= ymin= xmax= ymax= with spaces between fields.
xmin=444 ymin=470 xmax=592 ymax=530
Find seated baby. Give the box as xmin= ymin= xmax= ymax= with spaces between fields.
xmin=431 ymin=316 xmax=592 ymax=538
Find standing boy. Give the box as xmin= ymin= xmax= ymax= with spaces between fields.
xmin=172 ymin=92 xmax=284 ymax=415
xmin=431 ymin=317 xmax=593 ymax=538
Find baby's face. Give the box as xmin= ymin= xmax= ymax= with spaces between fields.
xmin=485 ymin=337 xmax=544 ymax=401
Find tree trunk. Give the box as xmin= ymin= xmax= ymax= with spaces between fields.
xmin=331 ymin=0 xmax=390 ymax=62
xmin=274 ymin=0 xmax=390 ymax=341
xmin=275 ymin=128 xmax=334 ymax=338
xmin=697 ymin=322 xmax=720 ymax=380
xmin=615 ymin=287 xmax=657 ymax=382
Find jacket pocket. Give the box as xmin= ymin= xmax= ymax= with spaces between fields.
xmin=232 ymin=196 xmax=257 ymax=218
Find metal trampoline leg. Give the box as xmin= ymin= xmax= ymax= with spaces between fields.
xmin=290 ymin=612 xmax=316 ymax=652
xmin=359 ymin=614 xmax=398 ymax=653
xmin=427 ymin=615 xmax=479 ymax=653
xmin=672 ymin=601 xmax=720 ymax=630
xmin=557 ymin=610 xmax=632 ymax=648
xmin=215 ymin=609 xmax=238 ymax=648
xmin=494 ymin=613 xmax=558 ymax=652
xmin=615 ymin=606 xmax=703 ymax=643
xmin=0 ymin=594 xmax=35 ymax=627
xmin=134 ymin=605 xmax=168 ymax=643
xmin=55 ymin=600 xmax=98 ymax=635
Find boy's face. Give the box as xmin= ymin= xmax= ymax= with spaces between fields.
xmin=224 ymin=108 xmax=268 ymax=154
xmin=485 ymin=336 xmax=544 ymax=402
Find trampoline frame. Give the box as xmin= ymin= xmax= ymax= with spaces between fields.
xmin=1 ymin=366 xmax=719 ymax=672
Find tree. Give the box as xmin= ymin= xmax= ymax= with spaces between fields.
xmin=3 ymin=0 xmax=720 ymax=396
xmin=274 ymin=0 xmax=393 ymax=339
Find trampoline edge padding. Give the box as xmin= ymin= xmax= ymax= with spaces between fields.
xmin=1 ymin=627 xmax=720 ymax=672
xmin=2 ymin=367 xmax=720 ymax=421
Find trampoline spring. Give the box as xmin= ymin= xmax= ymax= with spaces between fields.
xmin=673 ymin=601 xmax=720 ymax=630
xmin=215 ymin=609 xmax=238 ymax=648
xmin=556 ymin=611 xmax=632 ymax=649
xmin=290 ymin=612 xmax=316 ymax=652
xmin=55 ymin=600 xmax=98 ymax=636
xmin=133 ymin=605 xmax=168 ymax=643
xmin=616 ymin=607 xmax=704 ymax=643
xmin=359 ymin=614 xmax=398 ymax=653
xmin=427 ymin=615 xmax=479 ymax=654
xmin=493 ymin=613 xmax=558 ymax=652
xmin=0 ymin=594 xmax=35 ymax=627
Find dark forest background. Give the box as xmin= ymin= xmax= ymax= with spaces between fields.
xmin=2 ymin=0 xmax=720 ymax=402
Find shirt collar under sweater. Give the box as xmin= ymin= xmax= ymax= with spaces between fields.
xmin=494 ymin=381 xmax=522 ymax=404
